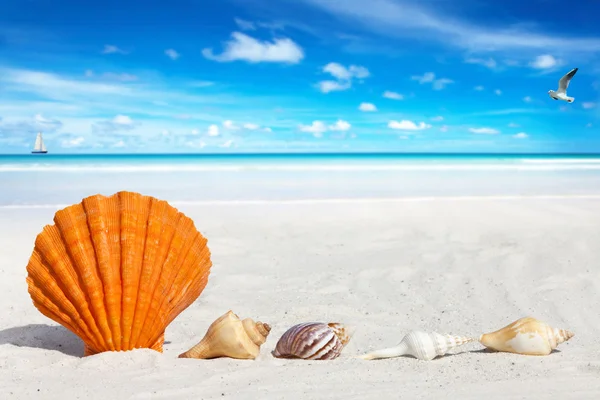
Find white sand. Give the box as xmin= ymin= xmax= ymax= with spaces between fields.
xmin=1 ymin=197 xmax=600 ymax=399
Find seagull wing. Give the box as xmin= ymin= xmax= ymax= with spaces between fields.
xmin=557 ymin=68 xmax=578 ymax=94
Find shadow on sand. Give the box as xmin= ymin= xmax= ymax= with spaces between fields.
xmin=0 ymin=324 xmax=83 ymax=357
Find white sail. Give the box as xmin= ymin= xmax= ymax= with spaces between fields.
xmin=32 ymin=132 xmax=47 ymax=153
xmin=40 ymin=133 xmax=47 ymax=152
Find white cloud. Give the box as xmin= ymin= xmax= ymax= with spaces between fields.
xmin=243 ymin=123 xmax=260 ymax=130
xmin=61 ymin=136 xmax=85 ymax=148
xmin=34 ymin=114 xmax=63 ymax=128
xmin=530 ymin=54 xmax=559 ymax=69
xmin=474 ymin=85 xmax=485 ymax=91
xmin=508 ymin=122 xmax=520 ymax=128
xmin=469 ymin=127 xmax=500 ymax=134
xmin=582 ymin=102 xmax=596 ymax=109
xmin=359 ymin=102 xmax=377 ymax=112
xmin=84 ymin=69 xmax=138 ymax=82
xmin=318 ymin=80 xmax=351 ymax=93
xmin=102 ymin=45 xmax=127 ymax=55
xmin=323 ymin=62 xmax=369 ymax=80
xmin=439 ymin=125 xmax=448 ymax=132
xmin=223 ymin=120 xmax=239 ymax=130
xmin=220 ymin=139 xmax=234 ymax=148
xmin=299 ymin=121 xmax=327 ymax=135
xmin=318 ymin=62 xmax=369 ymax=93
xmin=296 ymin=0 xmax=600 ymax=54
xmin=191 ymin=129 xmax=200 ymax=135
xmin=0 ymin=67 xmax=257 ymax=129
xmin=189 ymin=80 xmax=214 ymax=87
xmin=113 ymin=115 xmax=133 ymax=125
xmin=98 ymin=72 xmax=138 ymax=82
xmin=0 ymin=66 xmax=292 ymax=151
xmin=432 ymin=79 xmax=453 ymax=90
xmin=328 ymin=119 xmax=351 ymax=131
xmin=92 ymin=114 xmax=136 ymax=135
xmin=411 ymin=72 xmax=453 ymax=90
xmin=431 ymin=116 xmax=444 ymax=121
xmin=523 ymin=96 xmax=533 ymax=103
xmin=112 ymin=140 xmax=126 ymax=147
xmin=513 ymin=132 xmax=528 ymax=139
xmin=412 ymin=72 xmax=434 ymax=83
xmin=494 ymin=89 xmax=502 ymax=96
xmin=165 ymin=49 xmax=180 ymax=60
xmin=207 ymin=124 xmax=220 ymax=136
xmin=234 ymin=18 xmax=256 ymax=30
xmin=383 ymin=90 xmax=404 ymax=100
xmin=202 ymin=32 xmax=304 ymax=63
xmin=186 ymin=140 xmax=206 ymax=149
xmin=465 ymin=57 xmax=497 ymax=69
xmin=388 ymin=120 xmax=432 ymax=130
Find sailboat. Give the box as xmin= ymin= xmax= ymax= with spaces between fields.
xmin=31 ymin=132 xmax=48 ymax=154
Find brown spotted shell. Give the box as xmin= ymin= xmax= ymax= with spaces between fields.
xmin=272 ymin=322 xmax=353 ymax=360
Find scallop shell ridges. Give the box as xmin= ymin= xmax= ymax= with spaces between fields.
xmin=25 ymin=190 xmax=213 ymax=356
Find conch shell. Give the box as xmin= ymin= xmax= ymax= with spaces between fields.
xmin=178 ymin=310 xmax=271 ymax=359
xmin=272 ymin=322 xmax=354 ymax=360
xmin=25 ymin=191 xmax=212 ymax=356
xmin=479 ymin=317 xmax=574 ymax=356
xmin=360 ymin=330 xmax=475 ymax=361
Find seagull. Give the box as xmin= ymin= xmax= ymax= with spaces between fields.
xmin=548 ymin=68 xmax=578 ymax=103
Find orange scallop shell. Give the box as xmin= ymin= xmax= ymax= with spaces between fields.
xmin=25 ymin=191 xmax=212 ymax=356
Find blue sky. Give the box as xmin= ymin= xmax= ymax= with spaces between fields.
xmin=0 ymin=0 xmax=599 ymax=154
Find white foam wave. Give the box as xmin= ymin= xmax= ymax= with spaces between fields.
xmin=3 ymin=194 xmax=600 ymax=209
xmin=520 ymin=158 xmax=600 ymax=164
xmin=2 ymin=163 xmax=600 ymax=172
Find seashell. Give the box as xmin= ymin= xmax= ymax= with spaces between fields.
xmin=178 ymin=310 xmax=271 ymax=359
xmin=25 ymin=191 xmax=213 ymax=356
xmin=479 ymin=316 xmax=574 ymax=356
xmin=272 ymin=322 xmax=354 ymax=360
xmin=360 ymin=330 xmax=475 ymax=361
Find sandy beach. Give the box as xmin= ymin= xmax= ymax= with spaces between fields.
xmin=1 ymin=196 xmax=600 ymax=399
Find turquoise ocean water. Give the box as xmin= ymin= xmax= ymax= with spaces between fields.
xmin=1 ymin=153 xmax=600 ymax=206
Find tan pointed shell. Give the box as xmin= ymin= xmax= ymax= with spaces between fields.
xmin=25 ymin=191 xmax=212 ymax=356
xmin=272 ymin=322 xmax=354 ymax=360
xmin=178 ymin=310 xmax=271 ymax=359
xmin=479 ymin=317 xmax=574 ymax=356
xmin=360 ymin=330 xmax=475 ymax=361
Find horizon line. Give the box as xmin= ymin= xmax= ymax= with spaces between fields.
xmin=2 ymin=151 xmax=600 ymax=157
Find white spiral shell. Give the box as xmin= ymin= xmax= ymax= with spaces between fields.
xmin=272 ymin=322 xmax=353 ymax=360
xmin=360 ymin=330 xmax=475 ymax=361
